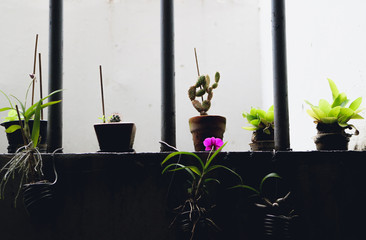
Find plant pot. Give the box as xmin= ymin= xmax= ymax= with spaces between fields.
xmin=0 ymin=120 xmax=48 ymax=153
xmin=250 ymin=129 xmax=275 ymax=151
xmin=314 ymin=123 xmax=351 ymax=150
xmin=189 ymin=115 xmax=226 ymax=151
xmin=23 ymin=181 xmax=55 ymax=222
xmin=264 ymin=214 xmax=292 ymax=239
xmin=94 ymin=122 xmax=136 ymax=152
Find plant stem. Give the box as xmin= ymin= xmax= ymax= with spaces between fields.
xmin=31 ymin=34 xmax=39 ymax=106
xmin=15 ymin=105 xmax=27 ymax=146
xmin=38 ymin=53 xmax=44 ymax=120
xmin=99 ymin=65 xmax=106 ymax=123
xmin=194 ymin=48 xmax=204 ymax=103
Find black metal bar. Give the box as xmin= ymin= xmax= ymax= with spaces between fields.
xmin=272 ymin=0 xmax=290 ymax=151
xmin=47 ymin=0 xmax=63 ymax=152
xmin=161 ymin=0 xmax=176 ymax=151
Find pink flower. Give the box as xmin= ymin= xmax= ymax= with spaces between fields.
xmin=203 ymin=137 xmax=224 ymax=151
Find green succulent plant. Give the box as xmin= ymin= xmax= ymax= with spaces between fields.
xmin=242 ymin=105 xmax=274 ymax=135
xmin=188 ymin=72 xmax=220 ymax=115
xmin=305 ymin=78 xmax=364 ymax=129
xmin=108 ymin=113 xmax=121 ymax=123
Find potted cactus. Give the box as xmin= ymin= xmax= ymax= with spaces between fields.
xmin=305 ymin=78 xmax=364 ymax=150
xmin=242 ymin=105 xmax=275 ymax=151
xmin=188 ymin=72 xmax=226 ymax=151
xmin=94 ymin=113 xmax=136 ymax=152
xmin=93 ymin=66 xmax=136 ymax=152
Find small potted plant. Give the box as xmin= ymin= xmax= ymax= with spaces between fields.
xmin=242 ymin=105 xmax=275 ymax=151
xmin=234 ymin=173 xmax=298 ymax=239
xmin=1 ymin=75 xmax=61 ymax=153
xmin=0 ymin=87 xmax=62 ymax=219
xmin=161 ymin=138 xmax=242 ymax=240
xmin=188 ymin=72 xmax=226 ymax=151
xmin=93 ymin=65 xmax=136 ymax=152
xmin=305 ymin=78 xmax=364 ymax=150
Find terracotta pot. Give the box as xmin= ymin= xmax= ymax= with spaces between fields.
xmin=189 ymin=115 xmax=226 ymax=151
xmin=0 ymin=120 xmax=48 ymax=153
xmin=250 ymin=129 xmax=275 ymax=151
xmin=94 ymin=122 xmax=136 ymax=152
xmin=314 ymin=123 xmax=351 ymax=150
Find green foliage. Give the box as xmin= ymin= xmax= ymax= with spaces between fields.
xmin=108 ymin=113 xmax=122 ymax=123
xmin=188 ymin=72 xmax=220 ymax=115
xmin=0 ymin=76 xmax=63 ymax=205
xmin=305 ymin=78 xmax=364 ymax=128
xmin=242 ymin=105 xmax=274 ymax=134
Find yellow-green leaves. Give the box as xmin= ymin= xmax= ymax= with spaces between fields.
xmin=242 ymin=105 xmax=274 ymax=134
xmin=305 ymin=79 xmax=364 ymax=127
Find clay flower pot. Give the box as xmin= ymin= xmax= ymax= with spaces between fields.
xmin=1 ymin=120 xmax=48 ymax=153
xmin=189 ymin=115 xmax=226 ymax=151
xmin=314 ymin=122 xmax=351 ymax=150
xmin=94 ymin=122 xmax=136 ymax=152
xmin=250 ymin=129 xmax=275 ymax=151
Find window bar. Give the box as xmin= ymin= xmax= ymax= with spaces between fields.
xmin=161 ymin=0 xmax=176 ymax=151
xmin=47 ymin=0 xmax=63 ymax=152
xmin=272 ymin=0 xmax=291 ymax=151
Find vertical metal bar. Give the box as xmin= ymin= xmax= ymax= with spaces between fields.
xmin=161 ymin=0 xmax=176 ymax=151
xmin=272 ymin=0 xmax=290 ymax=151
xmin=47 ymin=0 xmax=63 ymax=152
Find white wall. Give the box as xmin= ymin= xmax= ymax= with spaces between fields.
xmin=0 ymin=0 xmax=262 ymax=153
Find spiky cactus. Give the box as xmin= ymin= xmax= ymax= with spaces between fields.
xmin=188 ymin=72 xmax=220 ymax=115
xmin=108 ymin=113 xmax=122 ymax=123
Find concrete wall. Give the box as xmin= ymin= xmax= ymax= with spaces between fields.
xmin=0 ymin=0 xmax=262 ymax=153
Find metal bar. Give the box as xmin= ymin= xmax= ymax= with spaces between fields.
xmin=47 ymin=0 xmax=63 ymax=152
xmin=272 ymin=0 xmax=290 ymax=151
xmin=160 ymin=0 xmax=176 ymax=151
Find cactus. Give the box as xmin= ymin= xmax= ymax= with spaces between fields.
xmin=108 ymin=113 xmax=122 ymax=123
xmin=188 ymin=72 xmax=220 ymax=115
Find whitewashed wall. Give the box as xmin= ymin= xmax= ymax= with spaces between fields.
xmin=0 ymin=0 xmax=262 ymax=153
xmin=2 ymin=0 xmax=365 ymax=153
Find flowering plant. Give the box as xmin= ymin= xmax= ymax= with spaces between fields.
xmin=161 ymin=138 xmax=242 ymax=238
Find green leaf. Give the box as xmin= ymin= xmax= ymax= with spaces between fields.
xmin=304 ymin=100 xmax=315 ymax=107
xmin=349 ymin=97 xmax=362 ymax=111
xmin=0 ymin=89 xmax=14 ymax=109
xmin=319 ymin=99 xmax=331 ymax=115
xmin=250 ymin=119 xmax=261 ymax=127
xmin=268 ymin=105 xmax=274 ymax=112
xmin=351 ymin=113 xmax=364 ymax=120
xmin=259 ymin=173 xmax=282 ymax=194
xmin=250 ymin=108 xmax=257 ymax=116
xmin=242 ymin=126 xmax=258 ymax=131
xmin=231 ymin=184 xmax=259 ymax=195
xmin=338 ymin=108 xmax=354 ymax=124
xmin=265 ymin=111 xmax=274 ymax=123
xmin=0 ymin=107 xmax=13 ymax=112
xmin=206 ymin=164 xmax=243 ymax=183
xmin=5 ymin=125 xmax=21 ymax=133
xmin=25 ymin=100 xmax=62 ymax=121
xmin=256 ymin=109 xmax=266 ymax=120
xmin=246 ymin=114 xmax=257 ymax=122
xmin=321 ymin=117 xmax=337 ymax=124
xmin=311 ymin=106 xmax=326 ymax=120
xmin=204 ymin=142 xmax=227 ymax=170
xmin=328 ymin=106 xmax=341 ymax=118
xmin=161 ymin=151 xmax=204 ymax=170
xmin=332 ymin=92 xmax=348 ymax=108
xmin=31 ymin=101 xmax=42 ymax=148
xmin=161 ymin=163 xmax=196 ymax=180
xmin=306 ymin=109 xmax=320 ymax=121
xmin=328 ymin=78 xmax=339 ymax=100
xmin=204 ymin=178 xmax=221 ymax=185
xmin=24 ymin=89 xmax=63 ymax=120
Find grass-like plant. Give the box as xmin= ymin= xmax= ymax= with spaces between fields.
xmin=305 ymin=78 xmax=364 ymax=130
xmin=242 ymin=105 xmax=274 ymax=135
xmin=0 ymin=77 xmax=62 ymax=204
xmin=161 ymin=139 xmax=242 ymax=239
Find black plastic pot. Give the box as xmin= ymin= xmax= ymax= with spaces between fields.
xmin=264 ymin=214 xmax=292 ymax=239
xmin=1 ymin=120 xmax=48 ymax=153
xmin=94 ymin=122 xmax=136 ymax=152
xmin=23 ymin=181 xmax=55 ymax=222
xmin=314 ymin=123 xmax=351 ymax=150
xmin=250 ymin=129 xmax=275 ymax=151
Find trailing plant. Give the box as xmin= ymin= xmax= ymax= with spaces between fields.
xmin=242 ymin=105 xmax=274 ymax=135
xmin=233 ymin=173 xmax=295 ymax=217
xmin=305 ymin=78 xmax=364 ymax=131
xmin=0 ymin=75 xmax=62 ymax=205
xmin=188 ymin=72 xmax=220 ymax=115
xmin=161 ymin=138 xmax=242 ymax=239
